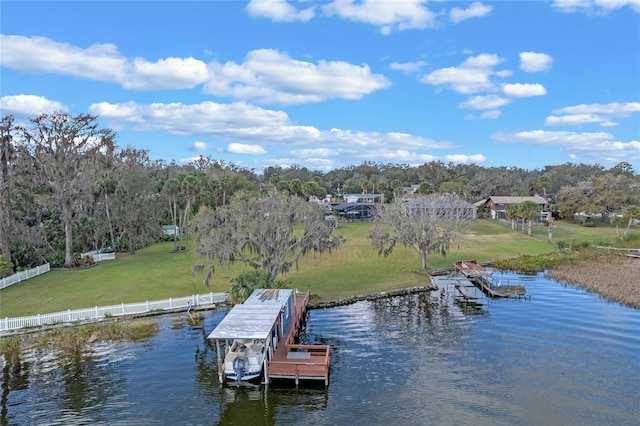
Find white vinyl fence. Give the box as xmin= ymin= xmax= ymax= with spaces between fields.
xmin=0 ymin=263 xmax=50 ymax=290
xmin=81 ymin=250 xmax=116 ymax=262
xmin=1 ymin=292 xmax=227 ymax=334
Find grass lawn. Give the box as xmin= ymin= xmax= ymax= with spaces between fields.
xmin=0 ymin=218 xmax=635 ymax=317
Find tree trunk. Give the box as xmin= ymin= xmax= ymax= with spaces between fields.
xmin=172 ymin=200 xmax=178 ymax=251
xmin=104 ymin=192 xmax=115 ymax=249
xmin=527 ymin=219 xmax=532 ymax=236
xmin=63 ymin=199 xmax=74 ymax=267
xmin=421 ymin=252 xmax=428 ymax=270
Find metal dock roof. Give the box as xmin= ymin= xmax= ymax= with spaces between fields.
xmin=207 ymin=289 xmax=293 ymax=341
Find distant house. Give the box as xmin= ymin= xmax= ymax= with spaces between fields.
xmin=162 ymin=225 xmax=180 ymax=236
xmin=477 ymin=196 xmax=549 ymax=221
xmin=330 ymin=203 xmax=378 ymax=221
xmin=403 ymin=196 xmax=477 ymax=219
xmin=342 ymin=193 xmax=381 ymax=204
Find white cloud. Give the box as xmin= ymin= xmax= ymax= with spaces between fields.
xmin=0 ymin=35 xmax=127 ymax=82
xmin=0 ymin=94 xmax=67 ymax=116
xmin=127 ymin=57 xmax=210 ymax=90
xmin=480 ymin=110 xmax=502 ymax=119
xmin=321 ymin=0 xmax=438 ymax=35
xmin=89 ymin=100 xmax=460 ymax=170
xmin=1 ymin=35 xmax=388 ymax=106
xmin=190 ymin=141 xmax=209 ymax=151
xmin=227 ymin=143 xmax=266 ymax=155
xmin=492 ymin=129 xmax=640 ymax=164
xmin=449 ymin=2 xmax=493 ymax=23
xmin=246 ymin=0 xmax=315 ymax=22
xmin=502 ymin=83 xmax=547 ymax=98
xmin=552 ymin=0 xmax=640 ymax=14
xmin=291 ymin=148 xmax=334 ymax=158
xmin=519 ymin=52 xmax=554 ymax=72
xmin=459 ymin=95 xmax=511 ymax=110
xmin=389 ymin=61 xmax=428 ymax=73
xmin=545 ymin=101 xmax=640 ymax=126
xmin=421 ymin=53 xmax=506 ymax=94
xmin=444 ymin=153 xmax=487 ymax=163
xmin=204 ymin=48 xmax=391 ymax=105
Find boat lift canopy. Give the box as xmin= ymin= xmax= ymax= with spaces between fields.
xmin=207 ymin=304 xmax=284 ymax=341
xmin=207 ymin=289 xmax=293 ymax=341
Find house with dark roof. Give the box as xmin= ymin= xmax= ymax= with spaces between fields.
xmin=476 ymin=196 xmax=549 ymax=221
xmin=330 ymin=203 xmax=379 ymax=222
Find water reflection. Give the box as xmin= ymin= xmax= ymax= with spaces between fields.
xmin=2 ymin=273 xmax=640 ymax=425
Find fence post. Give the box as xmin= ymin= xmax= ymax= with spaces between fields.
xmin=146 ymin=301 xmax=149 ymax=311
xmin=169 ymin=298 xmax=173 ymax=310
xmin=95 ymin=306 xmax=98 ymax=319
xmin=122 ymin=303 xmax=125 ymax=316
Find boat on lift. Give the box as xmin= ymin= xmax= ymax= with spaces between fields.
xmin=208 ymin=288 xmax=295 ymax=384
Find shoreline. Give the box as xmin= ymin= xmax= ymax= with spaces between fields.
xmin=547 ymin=256 xmax=640 ymax=309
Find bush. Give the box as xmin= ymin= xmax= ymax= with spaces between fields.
xmin=230 ymin=270 xmax=275 ymax=303
xmin=0 ymin=254 xmax=10 ymax=278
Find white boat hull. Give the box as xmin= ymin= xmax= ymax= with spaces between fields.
xmin=223 ymin=339 xmax=266 ymax=383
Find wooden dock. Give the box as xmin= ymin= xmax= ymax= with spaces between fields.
xmin=267 ymin=291 xmax=331 ymax=386
xmin=454 ymin=260 xmax=526 ymax=298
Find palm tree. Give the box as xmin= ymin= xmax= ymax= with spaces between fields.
xmin=520 ymin=201 xmax=541 ymax=236
xmin=610 ymin=215 xmax=624 ymax=240
xmin=537 ymin=175 xmax=551 ymax=201
xmin=506 ymin=203 xmax=519 ymax=230
xmin=622 ymin=205 xmax=640 ymax=238
xmin=391 ymin=179 xmax=403 ymax=205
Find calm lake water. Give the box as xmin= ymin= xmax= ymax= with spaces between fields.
xmin=2 ymin=272 xmax=639 ymax=426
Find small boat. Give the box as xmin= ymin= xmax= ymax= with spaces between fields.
xmin=223 ymin=338 xmax=266 ymax=382
xmin=208 ymin=288 xmax=295 ymax=385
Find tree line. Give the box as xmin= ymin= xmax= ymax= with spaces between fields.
xmin=1 ymin=111 xmax=638 ymax=276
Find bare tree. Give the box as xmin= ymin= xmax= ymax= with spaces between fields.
xmin=369 ymin=194 xmax=472 ymax=270
xmin=194 ymin=190 xmax=343 ymax=280
xmin=20 ymin=112 xmax=115 ymax=267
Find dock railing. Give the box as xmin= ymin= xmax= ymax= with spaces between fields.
xmin=1 ymin=292 xmax=227 ymax=334
xmin=269 ymin=344 xmax=331 ymax=385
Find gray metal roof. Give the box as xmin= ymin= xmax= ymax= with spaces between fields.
xmin=207 ymin=289 xmax=293 ymax=341
xmin=488 ymin=196 xmax=548 ymax=205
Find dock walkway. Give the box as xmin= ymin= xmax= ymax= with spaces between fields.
xmin=267 ymin=291 xmax=331 ymax=386
xmin=454 ymin=260 xmax=526 ymax=298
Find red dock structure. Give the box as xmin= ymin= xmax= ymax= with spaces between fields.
xmin=267 ymin=290 xmax=331 ymax=386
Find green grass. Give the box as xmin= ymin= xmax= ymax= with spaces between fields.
xmin=1 ymin=219 xmax=636 ymax=317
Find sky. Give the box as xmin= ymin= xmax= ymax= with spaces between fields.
xmin=1 ymin=0 xmax=639 ymax=174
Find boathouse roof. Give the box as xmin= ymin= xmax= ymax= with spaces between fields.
xmin=207 ymin=289 xmax=293 ymax=341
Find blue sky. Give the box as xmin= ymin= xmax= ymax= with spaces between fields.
xmin=1 ymin=0 xmax=639 ymax=173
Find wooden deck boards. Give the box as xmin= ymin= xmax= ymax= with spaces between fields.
xmin=267 ymin=291 xmax=330 ymax=386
